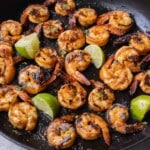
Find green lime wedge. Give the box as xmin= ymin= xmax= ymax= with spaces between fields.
xmin=130 ymin=95 xmax=150 ymax=121
xmin=84 ymin=44 xmax=105 ymax=69
xmin=15 ymin=33 xmax=40 ymax=59
xmin=32 ymin=93 xmax=60 ymax=119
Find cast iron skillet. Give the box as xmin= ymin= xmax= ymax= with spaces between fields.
xmin=0 ymin=0 xmax=150 ymax=150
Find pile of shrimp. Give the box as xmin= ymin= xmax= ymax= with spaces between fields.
xmin=0 ymin=0 xmax=149 ymax=149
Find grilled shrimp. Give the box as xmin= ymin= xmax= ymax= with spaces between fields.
xmin=130 ymin=70 xmax=150 ymax=95
xmin=58 ymin=27 xmax=85 ymax=52
xmin=129 ymin=32 xmax=150 ymax=54
xmin=47 ymin=118 xmax=76 ymax=149
xmin=18 ymin=63 xmax=62 ymax=94
xmin=99 ymin=55 xmax=133 ymax=90
xmin=58 ymin=75 xmax=87 ymax=110
xmin=42 ymin=20 xmax=64 ymax=39
xmin=0 ymin=20 xmax=22 ymax=44
xmin=114 ymin=46 xmax=141 ymax=72
xmin=97 ymin=11 xmax=133 ymax=36
xmin=86 ymin=25 xmax=110 ymax=46
xmin=69 ymin=8 xmax=97 ymax=27
xmin=88 ymin=80 xmax=115 ymax=112
xmin=8 ymin=102 xmax=38 ymax=131
xmin=0 ymin=41 xmax=13 ymax=53
xmin=65 ymin=50 xmax=91 ymax=85
xmin=20 ymin=4 xmax=50 ymax=25
xmin=55 ymin=0 xmax=76 ymax=16
xmin=0 ymin=49 xmax=15 ymax=85
xmin=106 ymin=103 xmax=146 ymax=134
xmin=75 ymin=112 xmax=110 ymax=145
xmin=0 ymin=85 xmax=31 ymax=111
xmin=35 ymin=47 xmax=58 ymax=69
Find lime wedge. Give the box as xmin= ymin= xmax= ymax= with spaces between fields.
xmin=84 ymin=44 xmax=105 ymax=69
xmin=32 ymin=93 xmax=60 ymax=119
xmin=130 ymin=95 xmax=150 ymax=121
xmin=15 ymin=33 xmax=40 ymax=59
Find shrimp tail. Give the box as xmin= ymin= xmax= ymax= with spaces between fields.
xmin=140 ymin=53 xmax=150 ymax=71
xmin=74 ymin=71 xmax=91 ymax=86
xmin=69 ymin=13 xmax=77 ymax=29
xmin=102 ymin=128 xmax=111 ymax=146
xmin=113 ymin=33 xmax=132 ymax=47
xmin=125 ymin=122 xmax=147 ymax=134
xmin=43 ymin=0 xmax=56 ymax=6
xmin=129 ymin=79 xmax=139 ymax=95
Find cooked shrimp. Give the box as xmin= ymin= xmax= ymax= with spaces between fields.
xmin=75 ymin=112 xmax=110 ymax=145
xmin=0 ymin=41 xmax=13 ymax=53
xmin=106 ymin=103 xmax=146 ymax=134
xmin=97 ymin=11 xmax=133 ymax=36
xmin=88 ymin=80 xmax=115 ymax=112
xmin=69 ymin=8 xmax=97 ymax=27
xmin=58 ymin=27 xmax=85 ymax=52
xmin=99 ymin=55 xmax=133 ymax=90
xmin=114 ymin=46 xmax=141 ymax=72
xmin=58 ymin=76 xmax=87 ymax=110
xmin=86 ymin=25 xmax=110 ymax=46
xmin=130 ymin=70 xmax=150 ymax=95
xmin=42 ymin=20 xmax=64 ymax=39
xmin=65 ymin=50 xmax=91 ymax=85
xmin=0 ymin=20 xmax=22 ymax=44
xmin=18 ymin=63 xmax=62 ymax=94
xmin=0 ymin=49 xmax=15 ymax=85
xmin=20 ymin=4 xmax=50 ymax=25
xmin=0 ymin=85 xmax=31 ymax=111
xmin=129 ymin=32 xmax=150 ymax=54
xmin=35 ymin=47 xmax=58 ymax=69
xmin=8 ymin=102 xmax=38 ymax=131
xmin=47 ymin=118 xmax=76 ymax=149
xmin=55 ymin=0 xmax=76 ymax=16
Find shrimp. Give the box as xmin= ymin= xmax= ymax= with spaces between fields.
xmin=69 ymin=8 xmax=97 ymax=27
xmin=42 ymin=20 xmax=64 ymax=39
xmin=114 ymin=46 xmax=141 ymax=72
xmin=0 ymin=20 xmax=22 ymax=44
xmin=35 ymin=47 xmax=58 ymax=69
xmin=20 ymin=4 xmax=50 ymax=25
xmin=88 ymin=80 xmax=115 ymax=112
xmin=58 ymin=27 xmax=85 ymax=52
xmin=99 ymin=55 xmax=133 ymax=90
xmin=18 ymin=63 xmax=62 ymax=94
xmin=75 ymin=112 xmax=110 ymax=145
xmin=47 ymin=118 xmax=76 ymax=149
xmin=97 ymin=11 xmax=134 ymax=36
xmin=8 ymin=102 xmax=38 ymax=131
xmin=0 ymin=49 xmax=15 ymax=85
xmin=55 ymin=0 xmax=76 ymax=16
xmin=65 ymin=50 xmax=91 ymax=86
xmin=86 ymin=25 xmax=110 ymax=46
xmin=129 ymin=32 xmax=150 ymax=54
xmin=58 ymin=75 xmax=87 ymax=110
xmin=0 ymin=85 xmax=31 ymax=111
xmin=106 ymin=103 xmax=146 ymax=134
xmin=130 ymin=70 xmax=150 ymax=95
xmin=0 ymin=41 xmax=13 ymax=53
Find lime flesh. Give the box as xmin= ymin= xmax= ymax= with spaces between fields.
xmin=130 ymin=95 xmax=150 ymax=121
xmin=32 ymin=93 xmax=60 ymax=119
xmin=15 ymin=33 xmax=40 ymax=59
xmin=84 ymin=44 xmax=105 ymax=69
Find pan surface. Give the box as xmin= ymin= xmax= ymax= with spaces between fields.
xmin=0 ymin=0 xmax=150 ymax=150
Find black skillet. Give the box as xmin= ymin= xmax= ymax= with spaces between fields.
xmin=0 ymin=0 xmax=150 ymax=150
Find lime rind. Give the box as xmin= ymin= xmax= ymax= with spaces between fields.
xmin=32 ymin=93 xmax=60 ymax=119
xmin=84 ymin=44 xmax=105 ymax=69
xmin=15 ymin=33 xmax=40 ymax=59
xmin=130 ymin=95 xmax=150 ymax=121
